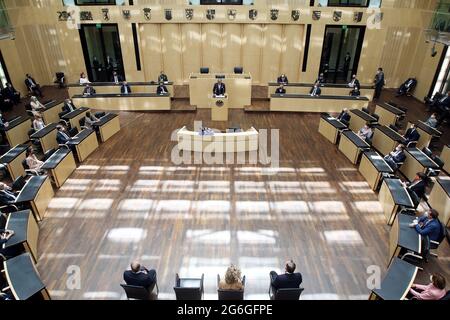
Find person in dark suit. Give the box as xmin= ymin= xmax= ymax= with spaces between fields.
xmin=384 ymin=144 xmax=406 ymax=170
xmin=56 ymin=125 xmax=72 ymax=145
xmin=410 ymin=209 xmax=443 ymax=242
xmin=111 ymin=71 xmax=123 ymax=84
xmin=275 ymin=85 xmax=286 ymax=94
xmin=403 ymin=123 xmax=420 ymax=145
xmin=24 ymin=74 xmax=43 ymax=97
xmin=310 ymin=81 xmax=321 ymax=97
xmin=156 ymin=82 xmax=168 ymax=95
xmin=123 ymin=261 xmax=157 ymax=289
xmin=277 ymin=74 xmax=288 ymax=85
xmin=270 ymin=260 xmax=302 ymax=291
xmin=2 ymin=83 xmax=20 ymax=105
xmin=348 ymin=74 xmax=360 ymax=89
xmin=120 ymin=81 xmax=131 ymax=95
xmin=373 ymin=67 xmax=385 ymax=101
xmin=63 ymin=99 xmax=77 ymax=114
xmin=316 ymin=73 xmax=325 ymax=84
xmin=158 ymin=71 xmax=168 ymax=83
xmin=0 ymin=111 xmax=9 ymax=130
xmin=343 ymin=52 xmax=351 ymax=80
xmin=350 ymin=85 xmax=361 ymax=97
xmin=83 ymin=84 xmax=96 ymax=96
xmin=213 ymin=79 xmax=226 ymax=96
xmin=337 ymin=108 xmax=351 ymax=123
xmin=397 ymin=78 xmax=417 ymax=97
xmin=0 ymin=92 xmax=12 ymax=112
xmin=0 ymin=182 xmax=17 ymax=205
xmin=404 ymin=172 xmax=429 ymax=200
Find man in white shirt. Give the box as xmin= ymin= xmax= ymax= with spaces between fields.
xmin=121 ymin=81 xmax=131 ymax=95
xmin=33 ymin=115 xmax=45 ymax=131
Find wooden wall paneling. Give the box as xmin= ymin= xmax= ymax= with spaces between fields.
xmin=222 ymin=24 xmax=242 ymax=74
xmin=181 ymin=24 xmax=202 ymax=83
xmin=242 ymin=24 xmax=263 ymax=84
xmin=201 ymin=24 xmax=222 ymax=74
xmin=260 ymin=24 xmax=283 ymax=84
xmin=140 ymin=24 xmax=163 ymax=83
xmin=280 ymin=24 xmax=304 ymax=83
xmin=161 ymin=23 xmax=183 ymax=84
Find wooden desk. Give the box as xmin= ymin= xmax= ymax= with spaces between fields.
xmin=379 ymin=178 xmax=414 ymax=226
xmin=442 ymin=145 xmax=450 ymax=174
xmin=428 ymin=177 xmax=450 ymax=227
xmin=371 ymin=125 xmax=406 ymax=156
xmin=0 ymin=144 xmax=28 ymax=180
xmin=30 ymin=123 xmax=58 ymax=154
xmin=67 ymin=129 xmax=99 ymax=162
xmin=400 ymin=148 xmax=439 ymax=182
xmin=72 ymin=93 xmax=171 ymax=111
xmin=407 ymin=120 xmax=442 ymax=149
xmin=189 ymin=73 xmax=251 ymax=109
xmin=210 ymin=95 xmax=229 ymax=121
xmin=375 ymin=102 xmax=405 ymax=127
xmin=358 ymin=151 xmax=393 ymax=191
xmin=15 ymin=175 xmax=54 ymax=222
xmin=68 ymin=81 xmax=174 ymax=97
xmin=3 ymin=253 xmax=50 ymax=300
xmin=41 ymin=100 xmax=64 ymax=125
xmin=338 ymin=130 xmax=370 ymax=164
xmin=177 ymin=126 xmax=258 ymax=153
xmin=318 ymin=114 xmax=347 ymax=144
xmin=61 ymin=107 xmax=89 ymax=131
xmin=41 ymin=148 xmax=76 ymax=188
xmin=270 ymin=94 xmax=369 ymax=113
xmin=349 ymin=109 xmax=377 ymax=132
xmin=389 ymin=214 xmax=421 ymax=267
xmin=94 ymin=113 xmax=120 ymax=143
xmin=369 ymin=257 xmax=418 ymax=300
xmin=2 ymin=116 xmax=31 ymax=147
xmin=3 ymin=210 xmax=39 ymax=263
xmin=267 ymin=82 xmax=374 ymax=99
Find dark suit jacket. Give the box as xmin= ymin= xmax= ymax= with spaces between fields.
xmin=338 ymin=111 xmax=351 ymax=123
xmin=392 ymin=150 xmax=406 ymax=163
xmin=350 ymin=79 xmax=360 ymax=88
xmin=375 ymin=72 xmax=385 ymax=88
xmin=0 ymin=190 xmax=16 ymax=205
xmin=56 ymin=131 xmax=71 ymax=145
xmin=404 ymin=128 xmax=420 ymax=143
xmin=350 ymin=88 xmax=360 ymax=97
xmin=272 ymin=272 xmax=302 ymax=290
xmin=275 ymin=87 xmax=286 ymax=94
xmin=156 ymin=85 xmax=168 ymax=95
xmin=408 ymin=180 xmax=426 ymax=199
xmin=2 ymin=86 xmax=19 ymax=99
xmin=123 ymin=270 xmax=156 ymax=289
xmin=24 ymin=77 xmax=38 ymax=90
xmin=213 ymin=83 xmax=226 ymax=96
xmin=277 ymin=76 xmax=288 ymax=84
xmin=158 ymin=74 xmax=168 ymax=83
xmin=83 ymin=87 xmax=96 ymax=95
xmin=63 ymin=102 xmax=76 ymax=113
xmin=310 ymin=86 xmax=321 ymax=96
xmin=120 ymin=85 xmax=132 ymax=94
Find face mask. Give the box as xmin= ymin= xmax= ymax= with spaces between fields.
xmin=430 ymin=275 xmax=433 ymax=282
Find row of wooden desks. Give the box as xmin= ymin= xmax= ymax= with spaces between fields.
xmin=0 ymin=144 xmax=28 ymax=181
xmin=348 ymin=109 xmax=377 ymax=132
xmin=61 ymin=106 xmax=89 ymax=131
xmin=338 ymin=130 xmax=370 ymax=164
xmin=267 ymin=82 xmax=375 ymax=99
xmin=400 ymin=148 xmax=439 ymax=182
xmin=374 ymin=102 xmax=405 ymax=127
xmin=318 ymin=114 xmax=347 ymax=144
xmin=15 ymin=175 xmax=54 ymax=222
xmin=93 ymin=113 xmax=120 ymax=143
xmin=67 ymin=128 xmax=99 ymax=162
xmin=358 ymin=151 xmax=393 ymax=191
xmin=30 ymin=123 xmax=58 ymax=154
xmin=68 ymin=81 xmax=174 ymax=97
xmin=379 ymin=178 xmax=414 ymax=225
xmin=41 ymin=148 xmax=76 ymax=188
xmin=372 ymin=124 xmax=406 ymax=156
xmin=41 ymin=100 xmax=64 ymax=125
xmin=408 ymin=120 xmax=442 ymax=149
xmin=1 ymin=116 xmax=31 ymax=147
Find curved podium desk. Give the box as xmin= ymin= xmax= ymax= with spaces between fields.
xmin=177 ymin=126 xmax=258 ymax=153
xmin=72 ymin=93 xmax=171 ymax=111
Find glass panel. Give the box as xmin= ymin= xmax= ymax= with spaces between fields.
xmin=79 ymin=24 xmax=125 ymax=82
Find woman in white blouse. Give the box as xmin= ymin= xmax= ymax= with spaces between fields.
xmin=25 ymin=147 xmax=44 ymax=172
xmin=32 ymin=114 xmax=45 ymax=131
xmin=79 ymin=72 xmax=91 ymax=85
xmin=30 ymin=96 xmax=45 ymax=116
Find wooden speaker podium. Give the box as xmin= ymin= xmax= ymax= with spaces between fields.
xmin=209 ymin=94 xmax=229 ymax=121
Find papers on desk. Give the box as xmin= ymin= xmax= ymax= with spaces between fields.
xmin=370 ymin=155 xmax=384 ymax=160
xmin=327 ymin=117 xmax=336 ymax=121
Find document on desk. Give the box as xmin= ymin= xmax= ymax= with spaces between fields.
xmin=370 ymin=155 xmax=384 ymax=160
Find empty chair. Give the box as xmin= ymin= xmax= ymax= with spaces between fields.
xmin=371 ymin=113 xmax=380 ymax=121
xmin=173 ymin=273 xmax=204 ymax=300
xmin=120 ymin=283 xmax=158 ymax=300
xmin=234 ymin=66 xmax=243 ymax=74
xmin=217 ymin=275 xmax=246 ymax=300
xmin=200 ymin=67 xmax=209 ymax=74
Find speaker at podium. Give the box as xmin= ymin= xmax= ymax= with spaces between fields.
xmin=209 ymin=94 xmax=229 ymax=121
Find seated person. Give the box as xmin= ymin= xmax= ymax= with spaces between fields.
xmin=25 ymin=147 xmax=44 ymax=172
xmin=24 ymin=74 xmax=43 ymax=97
xmin=310 ymin=81 xmax=321 ymax=97
xmin=2 ymin=83 xmax=21 ymax=105
xmin=410 ymin=209 xmax=442 ymax=242
xmin=213 ymin=79 xmax=226 ymax=97
xmin=0 ymin=111 xmax=9 ymax=129
xmin=32 ymin=114 xmax=45 ymax=131
xmin=403 ymin=172 xmax=429 ymax=200
xmin=316 ymin=73 xmax=325 ymax=84
xmin=357 ymin=123 xmax=373 ymax=141
xmin=83 ymin=84 xmax=96 ymax=96
xmin=218 ymin=264 xmax=244 ymax=291
xmin=156 ymin=82 xmax=168 ymax=95
xmin=56 ymin=125 xmax=72 ymax=145
xmin=270 ymin=260 xmax=302 ymax=291
xmin=275 ymin=84 xmax=286 ymax=94
xmin=0 ymin=91 xmax=13 ymax=112
xmin=408 ymin=273 xmax=446 ymax=300
xmin=384 ymin=144 xmax=406 ymax=170
xmin=79 ymin=72 xmax=91 ymax=85
xmin=84 ymin=112 xmax=100 ymax=130
xmin=427 ymin=90 xmax=450 ymax=113
xmin=123 ymin=260 xmax=157 ymax=289
xmin=0 ymin=182 xmax=17 ymax=205
xmin=424 ymin=113 xmax=438 ymax=128
xmin=30 ymin=96 xmax=45 ymax=116
xmin=396 ymin=78 xmax=417 ymax=97
xmin=111 ymin=71 xmax=123 ymax=84
xmin=348 ymin=74 xmax=360 ymax=88
xmin=120 ymin=81 xmax=131 ymax=95
xmin=337 ymin=108 xmax=351 ymax=123
xmin=0 ymin=228 xmax=15 ymax=250
xmin=62 ymin=98 xmax=77 ymax=114
xmin=158 ymin=71 xmax=168 ymax=83
xmin=403 ymin=123 xmax=420 ymax=145
xmin=277 ymin=74 xmax=288 ymax=84
xmin=350 ymin=85 xmax=361 ymax=97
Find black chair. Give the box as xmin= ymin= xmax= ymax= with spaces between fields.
xmin=362 ymin=107 xmax=370 ymax=114
xmin=217 ymin=274 xmax=246 ymax=300
xmin=43 ymin=148 xmax=57 ymax=162
xmin=389 ymin=124 xmax=398 ymax=132
xmin=55 ymin=72 xmax=65 ymax=88
xmin=11 ymin=176 xmax=26 ymax=192
xmin=422 ymin=147 xmax=433 ymax=158
xmin=269 ymin=287 xmax=304 ymax=300
xmin=21 ymin=159 xmax=41 ymax=176
xmin=200 ymin=67 xmax=209 ymax=74
xmin=173 ymin=273 xmax=204 ymax=300
xmin=371 ymin=113 xmax=380 ymax=122
xmin=120 ymin=283 xmax=158 ymax=300
xmin=234 ymin=67 xmax=243 ymax=74
xmin=78 ymin=118 xmax=87 ymax=131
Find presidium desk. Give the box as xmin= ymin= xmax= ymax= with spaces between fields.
xmin=270 ymin=94 xmax=369 ymax=113
xmin=72 ymin=93 xmax=171 ymax=111
xmin=177 ymin=127 xmax=258 ymax=153
xmin=68 ymin=81 xmax=174 ymax=97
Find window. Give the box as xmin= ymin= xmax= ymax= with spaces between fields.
xmin=318 ymin=0 xmax=381 ymax=7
